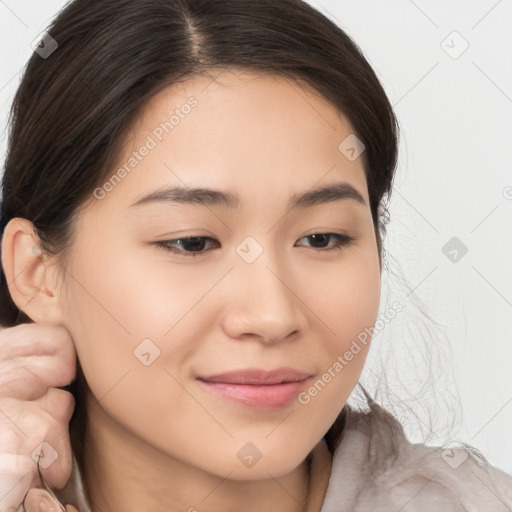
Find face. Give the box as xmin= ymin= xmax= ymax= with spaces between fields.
xmin=55 ymin=69 xmax=381 ymax=479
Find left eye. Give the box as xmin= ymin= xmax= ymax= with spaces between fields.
xmin=152 ymin=233 xmax=355 ymax=257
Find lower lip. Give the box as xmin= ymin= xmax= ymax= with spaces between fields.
xmin=197 ymin=379 xmax=310 ymax=409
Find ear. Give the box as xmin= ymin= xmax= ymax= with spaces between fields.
xmin=1 ymin=217 xmax=65 ymax=325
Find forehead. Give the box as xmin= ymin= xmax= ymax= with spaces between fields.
xmin=99 ymin=68 xmax=369 ymax=210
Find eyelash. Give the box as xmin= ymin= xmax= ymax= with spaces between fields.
xmin=152 ymin=233 xmax=356 ymax=258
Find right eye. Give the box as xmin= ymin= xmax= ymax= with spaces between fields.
xmin=152 ymin=236 xmax=220 ymax=257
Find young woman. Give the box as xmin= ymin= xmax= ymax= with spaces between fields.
xmin=1 ymin=1 xmax=511 ymax=511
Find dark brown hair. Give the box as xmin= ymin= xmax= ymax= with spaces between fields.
xmin=0 ymin=0 xmax=398 ymax=474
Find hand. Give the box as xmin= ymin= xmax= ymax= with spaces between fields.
xmin=0 ymin=323 xmax=76 ymax=512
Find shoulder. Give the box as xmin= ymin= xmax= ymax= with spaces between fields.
xmin=328 ymin=399 xmax=512 ymax=511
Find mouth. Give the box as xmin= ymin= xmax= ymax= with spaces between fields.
xmin=196 ymin=367 xmax=313 ymax=409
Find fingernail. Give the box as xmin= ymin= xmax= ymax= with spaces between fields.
xmin=39 ymin=493 xmax=53 ymax=512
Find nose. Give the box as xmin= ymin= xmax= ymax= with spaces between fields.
xmin=220 ymin=250 xmax=308 ymax=345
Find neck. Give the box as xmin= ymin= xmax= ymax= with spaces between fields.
xmin=80 ymin=391 xmax=332 ymax=512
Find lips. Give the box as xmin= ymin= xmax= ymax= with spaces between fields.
xmin=196 ymin=367 xmax=313 ymax=409
xmin=197 ymin=367 xmax=312 ymax=385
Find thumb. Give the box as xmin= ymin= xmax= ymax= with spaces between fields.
xmin=65 ymin=506 xmax=79 ymax=512
xmin=24 ymin=488 xmax=69 ymax=512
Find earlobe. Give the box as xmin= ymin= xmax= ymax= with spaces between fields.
xmin=1 ymin=217 xmax=64 ymax=325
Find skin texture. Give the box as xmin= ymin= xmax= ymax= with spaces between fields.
xmin=2 ymin=69 xmax=381 ymax=512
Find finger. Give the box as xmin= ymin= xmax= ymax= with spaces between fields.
xmin=0 ymin=453 xmax=38 ymax=512
xmin=34 ymin=432 xmax=74 ymax=491
xmin=65 ymin=505 xmax=79 ymax=512
xmin=29 ymin=412 xmax=75 ymax=491
xmin=32 ymin=387 xmax=76 ymax=427
xmin=0 ymin=344 xmax=77 ymax=401
xmin=0 ymin=323 xmax=74 ymax=360
xmin=0 ymin=390 xmax=75 ymax=448
xmin=24 ymin=488 xmax=66 ymax=512
xmin=0 ymin=391 xmax=75 ymax=489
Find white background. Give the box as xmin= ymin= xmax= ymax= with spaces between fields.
xmin=1 ymin=0 xmax=511 ymax=474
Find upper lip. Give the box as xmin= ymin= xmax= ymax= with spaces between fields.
xmin=198 ymin=367 xmax=312 ymax=385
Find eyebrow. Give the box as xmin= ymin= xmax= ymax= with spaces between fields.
xmin=129 ymin=182 xmax=366 ymax=210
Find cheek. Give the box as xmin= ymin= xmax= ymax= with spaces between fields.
xmin=296 ymin=289 xmax=379 ymax=443
xmin=95 ymin=238 xmax=218 ymax=335
xmin=60 ymin=243 xmax=206 ymax=399
xmin=64 ymin=241 xmax=194 ymax=340
xmin=297 ymin=246 xmax=380 ymax=409
xmin=57 ymin=248 xmax=159 ymax=399
xmin=59 ymin=257 xmax=198 ymax=448
xmin=305 ymin=246 xmax=381 ymax=355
